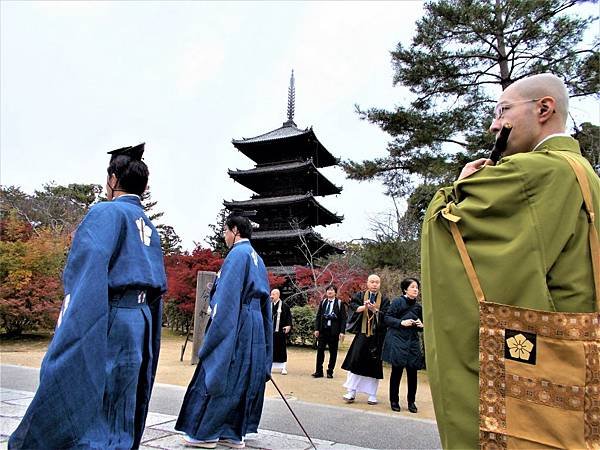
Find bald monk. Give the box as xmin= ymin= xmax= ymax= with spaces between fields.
xmin=270 ymin=288 xmax=292 ymax=375
xmin=341 ymin=274 xmax=390 ymax=405
xmin=421 ymin=73 xmax=599 ymax=448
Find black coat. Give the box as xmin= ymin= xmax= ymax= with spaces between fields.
xmin=381 ymin=295 xmax=424 ymax=369
xmin=314 ymin=297 xmax=347 ymax=336
xmin=272 ymin=300 xmax=292 ymax=363
xmin=341 ymin=291 xmax=390 ymax=379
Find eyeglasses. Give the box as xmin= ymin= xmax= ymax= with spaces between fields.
xmin=493 ymin=98 xmax=540 ymax=120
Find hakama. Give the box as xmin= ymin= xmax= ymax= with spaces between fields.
xmin=9 ymin=195 xmax=167 ymax=450
xmin=176 ymin=240 xmax=272 ymax=443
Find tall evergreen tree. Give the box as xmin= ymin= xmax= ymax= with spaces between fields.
xmin=0 ymin=183 xmax=104 ymax=234
xmin=141 ymin=190 xmax=165 ymax=223
xmin=140 ymin=190 xmax=183 ymax=255
xmin=342 ymin=0 xmax=599 ymax=196
xmin=157 ymin=224 xmax=183 ymax=256
xmin=573 ymin=122 xmax=600 ymax=173
xmin=205 ymin=208 xmax=229 ymax=257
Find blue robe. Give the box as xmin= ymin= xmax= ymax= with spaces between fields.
xmin=176 ymin=240 xmax=272 ymax=442
xmin=9 ymin=195 xmax=167 ymax=450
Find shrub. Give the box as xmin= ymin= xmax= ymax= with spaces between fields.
xmin=376 ymin=266 xmax=420 ymax=300
xmin=0 ymin=216 xmax=67 ymax=335
xmin=162 ymin=299 xmax=192 ymax=334
xmin=288 ymin=305 xmax=316 ymax=347
xmin=163 ymin=246 xmax=223 ymax=334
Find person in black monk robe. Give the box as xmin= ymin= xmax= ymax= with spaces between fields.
xmin=271 ymin=288 xmax=292 ymax=375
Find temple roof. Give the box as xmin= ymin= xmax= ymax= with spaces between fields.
xmin=224 ymin=193 xmax=343 ymax=227
xmin=252 ymin=228 xmax=315 ymax=239
xmin=251 ymin=228 xmax=344 ymax=266
xmin=233 ymin=123 xmax=307 ymax=144
xmin=232 ymin=125 xmax=337 ymax=168
xmin=228 ymin=160 xmax=342 ymax=197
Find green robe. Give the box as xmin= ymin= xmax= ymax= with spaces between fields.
xmin=421 ymin=136 xmax=599 ymax=449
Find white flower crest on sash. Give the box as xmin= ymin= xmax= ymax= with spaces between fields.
xmin=57 ymin=294 xmax=71 ymax=328
xmin=135 ymin=217 xmax=152 ymax=246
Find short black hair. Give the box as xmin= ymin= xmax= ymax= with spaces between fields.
xmin=325 ymin=284 xmax=337 ymax=293
xmin=225 ymin=214 xmax=252 ymax=239
xmin=107 ymin=155 xmax=149 ymax=196
xmin=400 ymin=277 xmax=420 ymax=295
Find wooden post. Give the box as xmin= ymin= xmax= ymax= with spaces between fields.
xmin=191 ymin=270 xmax=216 ymax=365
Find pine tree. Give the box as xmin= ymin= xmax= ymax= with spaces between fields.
xmin=141 ymin=190 xmax=164 ymax=223
xmin=141 ymin=190 xmax=183 ymax=255
xmin=342 ymin=0 xmax=599 ymax=196
xmin=205 ymin=208 xmax=229 ymax=257
xmin=573 ymin=122 xmax=600 ymax=173
xmin=157 ymin=224 xmax=183 ymax=256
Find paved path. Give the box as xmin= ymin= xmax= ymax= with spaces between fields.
xmin=0 ymin=365 xmax=441 ymax=449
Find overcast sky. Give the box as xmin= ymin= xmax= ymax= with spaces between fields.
xmin=1 ymin=1 xmax=598 ymax=250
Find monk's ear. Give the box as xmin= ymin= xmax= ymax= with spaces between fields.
xmin=538 ymin=97 xmax=556 ymax=123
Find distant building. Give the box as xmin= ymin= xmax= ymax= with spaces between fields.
xmin=225 ymin=71 xmax=343 ymax=271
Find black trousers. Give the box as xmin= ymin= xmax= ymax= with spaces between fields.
xmin=389 ymin=365 xmax=417 ymax=404
xmin=315 ymin=327 xmax=339 ymax=375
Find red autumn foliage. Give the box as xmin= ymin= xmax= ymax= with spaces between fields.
xmin=163 ymin=246 xmax=288 ymax=332
xmin=0 ymin=216 xmax=33 ymax=242
xmin=294 ymin=259 xmax=367 ymax=307
xmin=164 ymin=247 xmax=223 ymax=316
xmin=0 ymin=215 xmax=68 ymax=335
xmin=267 ymin=272 xmax=287 ymax=289
xmin=0 ymin=274 xmax=62 ymax=335
xmin=165 ymin=247 xmax=289 ymax=313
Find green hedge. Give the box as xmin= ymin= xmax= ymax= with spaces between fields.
xmin=289 ymin=305 xmax=316 ymax=347
xmin=163 ymin=300 xmax=193 ymax=334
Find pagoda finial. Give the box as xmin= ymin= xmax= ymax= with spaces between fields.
xmin=284 ymin=70 xmax=296 ymax=127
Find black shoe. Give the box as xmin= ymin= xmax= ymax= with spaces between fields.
xmin=327 ymin=373 xmax=333 ymax=378
xmin=311 ymin=372 xmax=324 ymax=378
xmin=390 ymin=402 xmax=401 ymax=412
xmin=408 ymin=402 xmax=418 ymax=413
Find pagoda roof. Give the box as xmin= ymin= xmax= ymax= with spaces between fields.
xmin=224 ymin=193 xmax=343 ymax=227
xmin=232 ymin=124 xmax=337 ymax=168
xmin=251 ymin=228 xmax=343 ymax=251
xmin=253 ymin=228 xmax=316 ymax=239
xmin=266 ymin=265 xmax=296 ymax=275
xmin=251 ymin=228 xmax=344 ymax=266
xmin=232 ymin=123 xmax=308 ymax=144
xmin=228 ymin=160 xmax=342 ymax=197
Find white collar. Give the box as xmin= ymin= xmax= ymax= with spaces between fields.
xmin=113 ymin=193 xmax=141 ymax=200
xmin=233 ymin=238 xmax=249 ymax=246
xmin=532 ymin=133 xmax=571 ymax=151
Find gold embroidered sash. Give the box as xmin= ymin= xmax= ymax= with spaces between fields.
xmin=442 ymin=153 xmax=600 ymax=449
xmin=361 ymin=291 xmax=382 ymax=337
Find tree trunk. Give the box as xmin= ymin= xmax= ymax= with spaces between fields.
xmin=495 ymin=0 xmax=511 ymax=90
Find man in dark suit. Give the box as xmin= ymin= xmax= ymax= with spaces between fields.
xmin=312 ymin=285 xmax=347 ymax=378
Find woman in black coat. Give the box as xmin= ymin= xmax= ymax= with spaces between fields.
xmin=381 ymin=277 xmax=423 ymax=413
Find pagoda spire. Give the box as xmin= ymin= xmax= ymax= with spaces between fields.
xmin=283 ymin=70 xmax=296 ymax=127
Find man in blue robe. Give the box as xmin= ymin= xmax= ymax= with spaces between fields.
xmin=176 ymin=214 xmax=272 ymax=449
xmin=9 ymin=143 xmax=167 ymax=449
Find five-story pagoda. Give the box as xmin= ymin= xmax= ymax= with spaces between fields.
xmin=225 ymin=71 xmax=343 ymax=270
